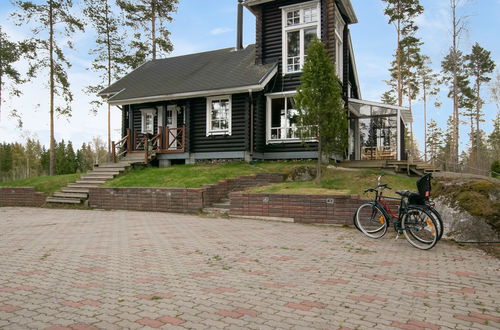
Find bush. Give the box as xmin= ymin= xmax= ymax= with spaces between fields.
xmin=491 ymin=160 xmax=500 ymax=178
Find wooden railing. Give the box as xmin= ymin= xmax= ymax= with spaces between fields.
xmin=111 ymin=129 xmax=131 ymax=163
xmin=144 ymin=129 xmax=163 ymax=164
xmin=165 ymin=127 xmax=186 ymax=153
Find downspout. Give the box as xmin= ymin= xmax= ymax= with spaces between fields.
xmin=249 ymin=89 xmax=254 ymax=157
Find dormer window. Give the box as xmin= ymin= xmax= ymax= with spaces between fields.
xmin=282 ymin=1 xmax=321 ymax=74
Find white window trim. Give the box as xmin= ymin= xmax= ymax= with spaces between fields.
xmin=335 ymin=7 xmax=345 ymax=81
xmin=206 ymin=95 xmax=232 ymax=136
xmin=281 ymin=0 xmax=321 ymax=75
xmin=140 ymin=108 xmax=157 ymax=134
xmin=266 ymin=92 xmax=317 ymax=144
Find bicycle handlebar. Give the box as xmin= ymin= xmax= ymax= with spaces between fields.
xmin=364 ymin=184 xmax=392 ymax=194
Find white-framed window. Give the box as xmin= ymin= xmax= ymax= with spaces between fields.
xmin=140 ymin=108 xmax=156 ymax=134
xmin=206 ymin=96 xmax=232 ymax=136
xmin=282 ymin=0 xmax=321 ymax=74
xmin=335 ymin=8 xmax=345 ymax=81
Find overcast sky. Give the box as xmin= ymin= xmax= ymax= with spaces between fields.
xmin=0 ymin=0 xmax=499 ymax=154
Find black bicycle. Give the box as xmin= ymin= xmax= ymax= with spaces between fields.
xmin=354 ymin=175 xmax=441 ymax=250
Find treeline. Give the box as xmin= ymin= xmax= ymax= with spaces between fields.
xmin=0 ymin=138 xmax=108 ymax=183
xmin=427 ymin=113 xmax=500 ymax=177
xmin=380 ymin=0 xmax=499 ymax=177
xmin=1 ymin=0 xmax=179 ymax=175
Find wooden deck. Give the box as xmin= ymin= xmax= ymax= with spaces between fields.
xmin=339 ymin=160 xmax=441 ymax=176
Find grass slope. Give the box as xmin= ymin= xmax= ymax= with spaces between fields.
xmin=105 ymin=161 xmax=417 ymax=198
xmin=249 ymin=168 xmax=417 ymax=197
xmin=0 ymin=173 xmax=81 ymax=195
xmin=104 ymin=161 xmax=314 ymax=188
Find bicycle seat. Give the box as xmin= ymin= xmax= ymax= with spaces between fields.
xmin=396 ymin=190 xmax=426 ymax=205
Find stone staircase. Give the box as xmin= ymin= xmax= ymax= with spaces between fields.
xmin=46 ymin=153 xmax=146 ymax=205
xmin=203 ymin=198 xmax=231 ymax=217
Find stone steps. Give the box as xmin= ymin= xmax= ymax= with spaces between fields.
xmin=53 ymin=192 xmax=88 ymax=199
xmin=46 ymin=197 xmax=82 ymax=204
xmin=46 ymin=156 xmax=140 ymax=206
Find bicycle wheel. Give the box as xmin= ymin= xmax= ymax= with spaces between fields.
xmin=402 ymin=207 xmax=438 ymax=250
xmin=354 ymin=203 xmax=388 ymax=239
xmin=427 ymin=207 xmax=444 ymax=240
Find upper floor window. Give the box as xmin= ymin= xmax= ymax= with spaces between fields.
xmin=282 ymin=1 xmax=321 ymax=74
xmin=206 ymin=96 xmax=232 ymax=136
xmin=335 ymin=8 xmax=345 ymax=81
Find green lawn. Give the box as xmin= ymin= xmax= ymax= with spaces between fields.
xmin=104 ymin=161 xmax=314 ymax=188
xmin=104 ymin=161 xmax=417 ymax=197
xmin=0 ymin=173 xmax=81 ymax=195
xmin=248 ymin=168 xmax=417 ymax=197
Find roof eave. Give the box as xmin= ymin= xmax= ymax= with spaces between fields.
xmin=107 ymin=66 xmax=278 ymax=106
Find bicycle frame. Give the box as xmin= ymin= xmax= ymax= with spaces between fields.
xmin=368 ymin=188 xmax=408 ymax=232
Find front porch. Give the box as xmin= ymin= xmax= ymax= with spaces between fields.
xmin=112 ymin=126 xmax=186 ymax=164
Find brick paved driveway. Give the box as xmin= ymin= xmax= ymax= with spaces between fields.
xmin=0 ymin=207 xmax=499 ymax=330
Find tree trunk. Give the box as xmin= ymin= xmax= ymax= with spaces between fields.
xmin=408 ymin=80 xmax=414 ymax=161
xmin=152 ymin=0 xmax=157 ymax=60
xmin=451 ymin=0 xmax=459 ymax=171
xmin=316 ymin=133 xmax=321 ymax=184
xmin=475 ymin=82 xmax=481 ymax=173
xmin=423 ymin=80 xmax=427 ymax=162
xmin=397 ymin=15 xmax=402 ymax=107
xmin=49 ymin=1 xmax=55 ymax=176
xmin=106 ymin=0 xmax=112 ymax=161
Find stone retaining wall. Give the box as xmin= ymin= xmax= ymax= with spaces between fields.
xmin=0 ymin=187 xmax=46 ymax=207
xmin=89 ymin=187 xmax=205 ymax=213
xmin=203 ymin=173 xmax=284 ymax=206
xmin=88 ymin=173 xmax=285 ymax=213
xmin=229 ymin=192 xmax=399 ymax=225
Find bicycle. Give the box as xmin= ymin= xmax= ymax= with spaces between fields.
xmin=353 ymin=175 xmax=440 ymax=250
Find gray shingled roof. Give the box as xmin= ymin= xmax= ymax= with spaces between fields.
xmin=99 ymin=45 xmax=277 ymax=105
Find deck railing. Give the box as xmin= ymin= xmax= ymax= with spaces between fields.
xmin=112 ymin=126 xmax=186 ymax=162
xmin=111 ymin=128 xmax=131 ymax=163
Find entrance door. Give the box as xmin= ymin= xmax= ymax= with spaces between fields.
xmin=166 ymin=105 xmax=178 ymax=149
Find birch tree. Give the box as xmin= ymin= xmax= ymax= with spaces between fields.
xmin=12 ymin=0 xmax=84 ymax=176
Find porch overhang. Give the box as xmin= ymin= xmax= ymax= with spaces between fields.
xmin=348 ymin=98 xmax=413 ymax=124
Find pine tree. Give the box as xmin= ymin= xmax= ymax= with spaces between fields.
xmin=55 ymin=140 xmax=66 ymax=175
xmin=12 ymin=0 xmax=84 ymax=176
xmin=415 ymin=56 xmax=440 ymax=161
xmin=83 ymin=0 xmax=128 ymax=158
xmin=440 ymin=0 xmax=469 ymax=170
xmin=464 ymin=43 xmax=496 ymax=168
xmin=295 ymin=39 xmax=346 ymax=182
xmin=426 ymin=119 xmax=443 ymax=164
xmin=381 ymin=0 xmax=424 ymax=107
xmin=66 ymin=141 xmax=77 ymax=174
xmin=0 ymin=27 xmax=22 ymax=124
xmin=489 ymin=112 xmax=500 ymax=162
xmin=117 ymin=0 xmax=178 ymax=66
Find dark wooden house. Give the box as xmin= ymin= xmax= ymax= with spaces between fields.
xmin=99 ymin=0 xmax=413 ymax=167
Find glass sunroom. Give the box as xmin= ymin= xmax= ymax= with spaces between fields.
xmin=348 ymin=99 xmax=413 ymax=161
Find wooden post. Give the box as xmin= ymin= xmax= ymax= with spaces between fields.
xmin=144 ymin=136 xmax=149 ymax=164
xmin=158 ymin=126 xmax=163 ymax=151
xmin=126 ymin=128 xmax=131 ymax=153
xmin=182 ymin=127 xmax=186 ymax=152
xmin=166 ymin=127 xmax=170 ymax=151
xmin=112 ymin=141 xmax=117 ymax=163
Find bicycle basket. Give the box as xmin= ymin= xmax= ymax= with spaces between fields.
xmin=416 ymin=173 xmax=432 ymax=200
